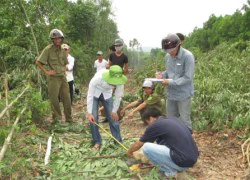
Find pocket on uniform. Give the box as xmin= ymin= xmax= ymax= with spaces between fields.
xmin=50 ymin=58 xmax=59 ymax=65
xmin=176 ymin=63 xmax=183 ymax=74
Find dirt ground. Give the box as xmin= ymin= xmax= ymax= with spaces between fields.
xmin=75 ymin=76 xmax=249 ymax=180
xmin=121 ymin=116 xmax=248 ymax=180
xmin=74 ymin=96 xmax=249 ymax=180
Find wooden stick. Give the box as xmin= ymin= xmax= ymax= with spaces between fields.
xmin=0 ymin=86 xmax=29 ymax=119
xmin=0 ymin=107 xmax=26 ymax=161
xmin=72 ymin=170 xmax=95 ymax=173
xmin=137 ymin=174 xmax=143 ymax=180
xmin=61 ymin=137 xmax=81 ymax=144
xmin=83 ymin=154 xmax=124 ymax=160
xmin=247 ymin=142 xmax=250 ymax=167
xmin=44 ymin=135 xmax=53 ymax=165
xmin=241 ymin=137 xmax=250 ymax=163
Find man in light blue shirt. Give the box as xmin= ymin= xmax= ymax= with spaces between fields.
xmin=160 ymin=33 xmax=195 ymax=131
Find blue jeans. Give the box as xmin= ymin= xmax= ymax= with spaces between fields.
xmin=143 ymin=143 xmax=187 ymax=176
xmin=90 ymin=94 xmax=122 ymax=145
xmin=167 ymin=97 xmax=192 ymax=130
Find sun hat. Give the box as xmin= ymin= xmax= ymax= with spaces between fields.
xmin=142 ymin=80 xmax=153 ymax=88
xmin=102 ymin=65 xmax=127 ymax=85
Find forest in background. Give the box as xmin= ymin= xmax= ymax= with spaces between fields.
xmin=0 ymin=0 xmax=250 ymax=178
xmin=0 ymin=0 xmax=119 ymax=86
xmin=1 ymin=0 xmax=249 ymax=86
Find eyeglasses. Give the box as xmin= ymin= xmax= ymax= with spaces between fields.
xmin=115 ymin=44 xmax=122 ymax=47
xmin=64 ymin=48 xmax=69 ymax=51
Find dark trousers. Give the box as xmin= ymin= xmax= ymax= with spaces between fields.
xmin=68 ymin=80 xmax=74 ymax=104
xmin=48 ymin=76 xmax=72 ymax=121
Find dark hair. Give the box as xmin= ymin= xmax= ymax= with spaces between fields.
xmin=109 ymin=45 xmax=116 ymax=52
xmin=176 ymin=33 xmax=185 ymax=42
xmin=142 ymin=107 xmax=162 ymax=123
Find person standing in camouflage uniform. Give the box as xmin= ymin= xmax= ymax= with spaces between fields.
xmin=35 ymin=29 xmax=72 ymax=124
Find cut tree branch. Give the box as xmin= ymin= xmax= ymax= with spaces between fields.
xmin=0 ymin=86 xmax=29 ymax=119
xmin=83 ymin=154 xmax=124 ymax=160
xmin=0 ymin=107 xmax=26 ymax=161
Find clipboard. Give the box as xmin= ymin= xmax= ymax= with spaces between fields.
xmin=145 ymin=78 xmax=164 ymax=82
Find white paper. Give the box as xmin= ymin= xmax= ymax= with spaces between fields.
xmin=145 ymin=78 xmax=164 ymax=82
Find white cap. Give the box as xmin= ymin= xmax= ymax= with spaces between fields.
xmin=142 ymin=80 xmax=153 ymax=88
xmin=61 ymin=44 xmax=70 ymax=49
xmin=97 ymin=51 xmax=103 ymax=55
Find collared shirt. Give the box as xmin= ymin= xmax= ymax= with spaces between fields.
xmin=87 ymin=69 xmax=124 ymax=113
xmin=37 ymin=44 xmax=68 ymax=76
xmin=164 ymin=47 xmax=195 ymax=100
xmin=66 ymin=54 xmax=75 ymax=82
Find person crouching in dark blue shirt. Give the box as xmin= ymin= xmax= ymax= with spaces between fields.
xmin=126 ymin=107 xmax=199 ymax=178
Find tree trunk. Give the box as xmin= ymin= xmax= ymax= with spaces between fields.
xmin=4 ymin=75 xmax=10 ymax=125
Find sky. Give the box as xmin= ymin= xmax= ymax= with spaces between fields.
xmin=111 ymin=0 xmax=248 ymax=48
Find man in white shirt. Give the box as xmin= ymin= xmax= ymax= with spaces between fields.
xmin=87 ymin=65 xmax=127 ymax=150
xmin=94 ymin=51 xmax=108 ymax=72
xmin=62 ymin=43 xmax=75 ymax=104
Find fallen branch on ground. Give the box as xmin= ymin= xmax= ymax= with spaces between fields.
xmin=83 ymin=154 xmax=124 ymax=160
xmin=0 ymin=107 xmax=26 ymax=161
xmin=241 ymin=137 xmax=250 ymax=167
xmin=44 ymin=134 xmax=53 ymax=165
xmin=0 ymin=86 xmax=29 ymax=119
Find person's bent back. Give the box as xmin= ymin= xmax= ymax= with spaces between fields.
xmin=127 ymin=107 xmax=199 ymax=178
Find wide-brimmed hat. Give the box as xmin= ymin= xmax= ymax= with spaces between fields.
xmin=102 ymin=65 xmax=127 ymax=85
